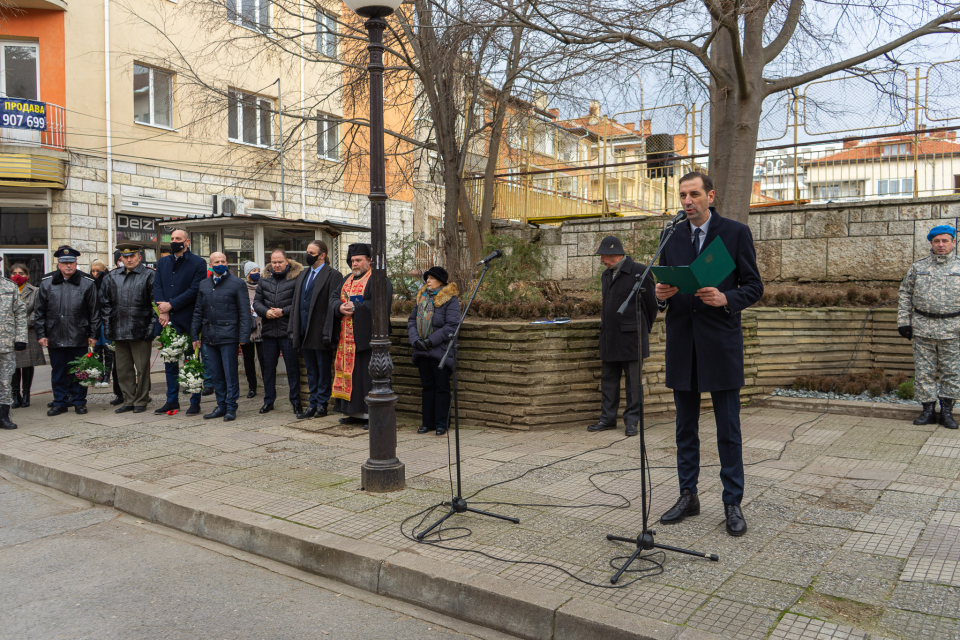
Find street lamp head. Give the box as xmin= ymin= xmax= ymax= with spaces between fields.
xmin=343 ymin=0 xmax=400 ymax=18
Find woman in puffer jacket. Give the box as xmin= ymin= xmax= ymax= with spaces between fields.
xmin=407 ymin=266 xmax=459 ymax=435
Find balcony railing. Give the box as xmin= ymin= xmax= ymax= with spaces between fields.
xmin=0 ymin=102 xmax=66 ymax=151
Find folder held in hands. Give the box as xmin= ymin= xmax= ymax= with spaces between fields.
xmin=650 ymin=237 xmax=736 ymax=294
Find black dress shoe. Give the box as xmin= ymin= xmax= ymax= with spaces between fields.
xmin=625 ymin=424 xmax=638 ymax=437
xmin=587 ymin=422 xmax=616 ymax=432
xmin=292 ymin=402 xmax=303 ymax=415
xmin=115 ymin=405 xmax=135 ymax=414
xmin=204 ymin=407 xmax=226 ymax=420
xmin=47 ymin=401 xmax=54 ymax=408
xmin=47 ymin=406 xmax=68 ymax=416
xmin=362 ymin=421 xmax=369 ymax=430
xmin=185 ymin=403 xmax=201 ymax=415
xmin=724 ymin=504 xmax=747 ymax=537
xmin=246 ymin=389 xmax=257 ymax=399
xmin=259 ymin=402 xmax=274 ymax=414
xmin=133 ymin=406 xmax=146 ymax=414
xmin=223 ymin=413 xmax=236 ymax=422
xmin=417 ymin=425 xmax=430 ymax=434
xmin=74 ymin=406 xmax=87 ymax=415
xmin=315 ymin=405 xmax=328 ymax=418
xmin=297 ymin=407 xmax=316 ymax=420
xmin=109 ymin=396 xmax=124 ymax=406
xmin=201 ymin=387 xmax=214 ymax=397
xmin=155 ymin=402 xmax=179 ymax=415
xmin=339 ymin=416 xmax=364 ymax=425
xmin=660 ymin=490 xmax=700 ymax=524
xmin=435 ymin=427 xmax=446 ymax=436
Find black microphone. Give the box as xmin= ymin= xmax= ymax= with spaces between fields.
xmin=477 ymin=249 xmax=503 ymax=265
xmin=668 ymin=210 xmax=688 ymax=225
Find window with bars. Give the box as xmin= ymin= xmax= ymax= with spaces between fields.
xmin=133 ymin=64 xmax=173 ymax=128
xmin=317 ymin=113 xmax=340 ymax=161
xmin=316 ymin=11 xmax=338 ymax=59
xmin=227 ymin=0 xmax=271 ymax=34
xmin=228 ymin=90 xmax=273 ymax=147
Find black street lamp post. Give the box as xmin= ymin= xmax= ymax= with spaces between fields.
xmin=345 ymin=0 xmax=405 ymax=492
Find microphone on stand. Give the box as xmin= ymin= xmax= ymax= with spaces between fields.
xmin=668 ymin=210 xmax=688 ymax=226
xmin=476 ymin=249 xmax=503 ymax=265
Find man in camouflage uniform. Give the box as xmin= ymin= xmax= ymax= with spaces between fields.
xmin=0 ymin=256 xmax=28 ymax=429
xmin=898 ymin=224 xmax=960 ymax=429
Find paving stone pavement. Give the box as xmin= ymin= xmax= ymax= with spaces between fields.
xmin=3 ymin=390 xmax=960 ymax=640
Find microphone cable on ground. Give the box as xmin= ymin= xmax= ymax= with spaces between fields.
xmin=401 ymin=301 xmax=893 ymax=588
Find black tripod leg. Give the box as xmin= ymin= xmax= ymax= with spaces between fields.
xmin=416 ymin=509 xmax=456 ymax=540
xmin=610 ymin=547 xmax=644 ymax=584
xmin=465 ymin=506 xmax=520 ymax=524
xmin=606 ymin=534 xmax=635 ymax=544
xmin=653 ymin=543 xmax=719 ymax=561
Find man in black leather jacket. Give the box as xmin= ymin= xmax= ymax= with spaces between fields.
xmin=101 ymin=244 xmax=156 ymax=414
xmin=191 ymin=252 xmax=251 ymax=421
xmin=35 ymin=246 xmax=99 ymax=416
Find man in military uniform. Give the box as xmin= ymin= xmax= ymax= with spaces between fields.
xmin=34 ymin=246 xmax=100 ymax=416
xmin=0 ymin=256 xmax=27 ymax=429
xmin=101 ymin=243 xmax=156 ymax=414
xmin=899 ymin=224 xmax=960 ymax=429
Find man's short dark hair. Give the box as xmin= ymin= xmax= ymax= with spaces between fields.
xmin=309 ymin=239 xmax=330 ymax=265
xmin=678 ymin=171 xmax=714 ymax=193
xmin=270 ymin=248 xmax=287 ymax=259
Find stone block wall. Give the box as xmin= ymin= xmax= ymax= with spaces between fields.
xmin=490 ymin=195 xmax=960 ymax=285
xmin=388 ymin=307 xmax=912 ymax=431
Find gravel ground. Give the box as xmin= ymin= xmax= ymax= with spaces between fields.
xmin=772 ymin=388 xmax=919 ymax=405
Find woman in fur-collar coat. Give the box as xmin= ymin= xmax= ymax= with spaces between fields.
xmin=407 ymin=266 xmax=460 ymax=436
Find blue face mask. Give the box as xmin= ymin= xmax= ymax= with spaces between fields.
xmin=211 ymin=264 xmax=229 ymax=275
xmin=248 ymin=272 xmax=260 ymax=282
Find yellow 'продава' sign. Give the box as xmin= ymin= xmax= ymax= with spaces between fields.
xmin=0 ymin=98 xmax=47 ymax=131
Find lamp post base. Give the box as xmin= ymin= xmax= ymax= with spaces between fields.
xmin=361 ymin=461 xmax=406 ymax=492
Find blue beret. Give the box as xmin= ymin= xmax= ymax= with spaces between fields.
xmin=927 ymin=225 xmax=957 ymax=242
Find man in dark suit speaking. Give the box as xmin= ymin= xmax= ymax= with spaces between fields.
xmin=655 ymin=172 xmax=763 ymax=537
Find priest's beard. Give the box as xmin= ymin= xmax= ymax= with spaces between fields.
xmin=352 ymin=266 xmax=369 ymax=278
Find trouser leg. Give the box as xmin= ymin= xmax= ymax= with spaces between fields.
xmin=599 ymin=361 xmax=623 ymax=426
xmin=622 ymin=359 xmax=642 ymax=427
xmin=11 ymin=368 xmax=20 ymax=398
xmin=49 ymin=348 xmax=71 ymax=407
xmin=241 ymin=342 xmax=258 ymax=391
xmin=66 ymin=347 xmax=88 ymax=407
xmin=711 ymin=388 xmax=745 ymax=505
xmin=223 ymin=344 xmax=240 ymax=413
xmin=0 ymin=352 xmax=15 ymax=405
xmin=938 ymin=337 xmax=960 ymax=400
xmin=131 ymin=340 xmax=153 ymax=407
xmin=164 ymin=361 xmax=181 ymax=404
xmin=434 ymin=363 xmax=452 ymax=430
xmin=278 ymin=339 xmax=301 ymax=405
xmin=302 ymin=348 xmax=321 ymax=408
xmin=205 ymin=344 xmax=227 ymax=409
xmin=416 ymin=358 xmax=437 ymax=428
xmin=260 ymin=338 xmax=280 ymax=404
xmin=115 ymin=341 xmax=136 ymax=407
xmin=316 ymin=349 xmax=333 ymax=409
xmin=674 ymin=388 xmax=702 ymax=495
xmin=913 ymin=336 xmax=940 ymax=403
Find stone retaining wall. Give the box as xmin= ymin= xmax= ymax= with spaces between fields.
xmin=389 ymin=307 xmax=913 ymax=430
xmin=492 ymin=195 xmax=960 ymax=284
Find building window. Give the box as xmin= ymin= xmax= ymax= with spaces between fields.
xmin=228 ymin=90 xmax=273 ymax=147
xmin=881 ymin=143 xmax=908 ymax=156
xmin=0 ymin=42 xmax=39 ymax=101
xmin=317 ymin=11 xmax=338 ymax=59
xmin=317 ymin=113 xmax=340 ymax=161
xmin=812 ymin=180 xmax=864 ymax=199
xmin=877 ymin=178 xmax=913 ymax=196
xmin=227 ymin=0 xmax=270 ymax=34
xmin=134 ymin=64 xmax=173 ymax=128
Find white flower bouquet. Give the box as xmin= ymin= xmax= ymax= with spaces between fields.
xmin=153 ymin=302 xmax=191 ymax=363
xmin=177 ymin=347 xmax=206 ymax=394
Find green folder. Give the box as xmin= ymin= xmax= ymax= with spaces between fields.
xmin=650 ymin=236 xmax=736 ymax=294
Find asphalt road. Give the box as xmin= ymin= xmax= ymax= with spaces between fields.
xmin=0 ymin=473 xmax=516 ymax=640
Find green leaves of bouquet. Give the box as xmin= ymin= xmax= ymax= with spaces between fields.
xmin=68 ymin=351 xmax=108 ymax=387
xmin=152 ymin=302 xmax=191 ymax=363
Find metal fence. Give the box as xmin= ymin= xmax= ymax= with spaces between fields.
xmin=465 ymin=61 xmax=960 ymax=223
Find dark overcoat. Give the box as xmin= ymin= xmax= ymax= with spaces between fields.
xmin=288 ymin=263 xmax=344 ymax=350
xmin=324 ymin=273 xmax=393 ymax=352
xmin=659 ymin=208 xmax=763 ymax=392
xmin=406 ymin=283 xmax=461 ymax=370
xmin=599 ymin=257 xmax=657 ymax=362
xmin=190 ymin=272 xmax=253 ymax=346
xmin=153 ymin=249 xmax=208 ymax=335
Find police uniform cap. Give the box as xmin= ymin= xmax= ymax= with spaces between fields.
xmin=53 ymin=245 xmax=81 ymax=263
xmin=595 ymin=235 xmax=626 ymax=256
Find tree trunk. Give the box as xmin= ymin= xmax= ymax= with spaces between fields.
xmin=707 ymin=26 xmax=765 ymax=225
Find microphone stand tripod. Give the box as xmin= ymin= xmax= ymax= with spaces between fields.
xmin=605 ymin=214 xmax=718 ymax=584
xmin=416 ymin=259 xmax=519 ymax=541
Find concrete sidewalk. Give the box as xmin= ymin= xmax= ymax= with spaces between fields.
xmin=1 ymin=394 xmax=958 ymax=639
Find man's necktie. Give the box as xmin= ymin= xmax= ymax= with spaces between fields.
xmin=305 ymin=269 xmax=316 ymax=291
xmin=693 ymin=228 xmax=702 ymax=255
xmin=214 ymin=277 xmax=220 ymax=286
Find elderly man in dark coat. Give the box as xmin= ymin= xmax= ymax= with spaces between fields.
xmin=35 ymin=246 xmax=100 ymax=416
xmin=100 ymin=243 xmax=157 ymax=414
xmin=191 ymin=252 xmax=252 ymax=422
xmin=655 ymin=172 xmax=763 ymax=537
xmin=587 ymin=236 xmax=657 ymax=437
xmin=289 ymin=240 xmax=343 ymax=419
xmin=154 ymin=229 xmax=209 ymax=415
xmin=327 ymin=243 xmax=392 ymax=429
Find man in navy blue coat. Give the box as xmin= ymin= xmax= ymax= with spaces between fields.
xmin=153 ymin=229 xmax=208 ymax=415
xmin=655 ymin=172 xmax=763 ymax=537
